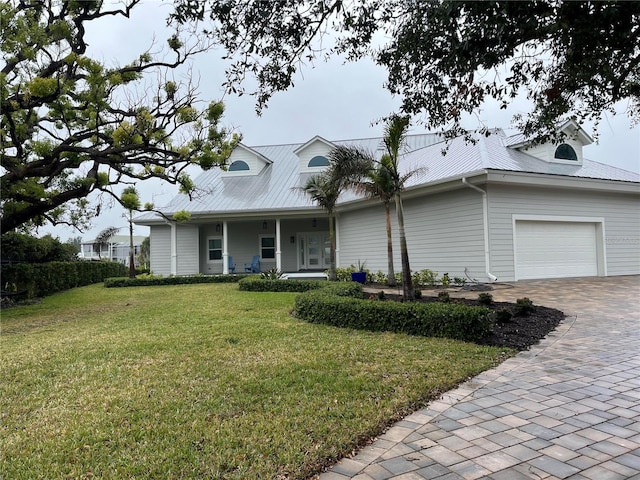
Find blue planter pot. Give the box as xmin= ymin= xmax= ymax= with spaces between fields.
xmin=351 ymin=271 xmax=367 ymax=284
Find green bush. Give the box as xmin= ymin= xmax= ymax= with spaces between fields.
xmin=1 ymin=232 xmax=78 ymax=263
xmin=2 ymin=261 xmax=127 ymax=298
xmin=515 ymin=297 xmax=534 ymax=316
xmin=477 ymin=292 xmax=493 ymax=306
xmin=294 ymin=290 xmax=493 ymax=342
xmin=438 ymin=291 xmax=451 ymax=303
xmin=105 ymin=274 xmax=246 ymax=288
xmin=495 ymin=308 xmax=513 ymax=323
xmin=239 ymin=276 xmax=325 ymax=292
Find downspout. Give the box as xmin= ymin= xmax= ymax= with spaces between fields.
xmin=462 ymin=177 xmax=497 ymax=282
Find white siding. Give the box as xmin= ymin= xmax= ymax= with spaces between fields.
xmin=176 ymin=225 xmax=199 ymax=275
xmin=339 ymin=189 xmax=486 ymax=280
xmin=488 ymin=185 xmax=640 ymax=281
xmin=518 ymin=138 xmax=584 ymax=164
xmin=150 ymin=225 xmax=171 ymax=276
xmin=298 ymin=140 xmax=332 ymax=173
xmin=221 ymin=146 xmax=268 ymax=177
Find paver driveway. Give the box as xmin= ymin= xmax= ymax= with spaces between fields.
xmin=320 ymin=276 xmax=640 ymax=480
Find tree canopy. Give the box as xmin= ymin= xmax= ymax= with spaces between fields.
xmin=1 ymin=0 xmax=241 ymax=234
xmin=173 ymin=0 xmax=640 ymax=141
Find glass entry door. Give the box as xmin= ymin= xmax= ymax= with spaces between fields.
xmin=298 ymin=233 xmax=330 ymax=270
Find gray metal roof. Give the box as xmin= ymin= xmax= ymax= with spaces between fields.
xmin=135 ymin=131 xmax=639 ymax=224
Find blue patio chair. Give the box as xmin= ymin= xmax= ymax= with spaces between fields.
xmin=244 ymin=255 xmax=261 ymax=273
xmin=228 ymin=256 xmax=236 ymax=274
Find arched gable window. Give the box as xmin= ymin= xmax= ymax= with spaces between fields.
xmin=308 ymin=155 xmax=329 ymax=167
xmin=228 ymin=160 xmax=250 ymax=171
xmin=554 ymin=144 xmax=578 ymax=161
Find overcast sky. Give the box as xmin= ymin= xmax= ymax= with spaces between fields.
xmin=40 ymin=1 xmax=640 ymax=242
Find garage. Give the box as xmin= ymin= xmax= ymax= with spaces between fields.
xmin=514 ymin=221 xmax=599 ymax=280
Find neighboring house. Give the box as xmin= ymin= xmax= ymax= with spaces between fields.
xmin=135 ymin=120 xmax=639 ymax=282
xmin=80 ymin=235 xmax=147 ymax=267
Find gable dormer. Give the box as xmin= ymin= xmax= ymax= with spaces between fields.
xmin=222 ymin=143 xmax=272 ymax=177
xmin=508 ymin=119 xmax=593 ymax=166
xmin=294 ymin=135 xmax=335 ymax=174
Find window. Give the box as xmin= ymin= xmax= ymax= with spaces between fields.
xmin=228 ymin=160 xmax=250 ymax=171
xmin=308 ymin=155 xmax=329 ymax=167
xmin=207 ymin=237 xmax=222 ymax=261
xmin=554 ymin=144 xmax=578 ymax=161
xmin=260 ymin=235 xmax=275 ymax=259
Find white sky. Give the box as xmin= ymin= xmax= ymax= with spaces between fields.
xmin=39 ymin=1 xmax=640 ymax=242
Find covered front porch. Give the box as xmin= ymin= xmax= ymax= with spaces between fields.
xmin=152 ymin=216 xmax=334 ymax=277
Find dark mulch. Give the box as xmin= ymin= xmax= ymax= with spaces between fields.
xmin=379 ymin=292 xmax=565 ymax=351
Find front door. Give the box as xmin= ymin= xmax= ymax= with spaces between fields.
xmin=298 ymin=232 xmax=330 ymax=270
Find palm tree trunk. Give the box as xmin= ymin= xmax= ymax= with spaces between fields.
xmin=128 ymin=211 xmax=136 ymax=279
xmin=395 ymin=194 xmax=414 ymax=300
xmin=385 ymin=201 xmax=396 ymax=287
xmin=328 ymin=213 xmax=337 ymax=281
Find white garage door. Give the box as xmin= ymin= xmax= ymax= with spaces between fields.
xmin=515 ymin=221 xmax=598 ymax=280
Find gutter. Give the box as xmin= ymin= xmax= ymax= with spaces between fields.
xmin=462 ymin=177 xmax=497 ymax=283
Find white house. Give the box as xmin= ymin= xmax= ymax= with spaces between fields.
xmin=135 ymin=121 xmax=640 ymax=282
xmin=80 ymin=235 xmax=147 ymax=267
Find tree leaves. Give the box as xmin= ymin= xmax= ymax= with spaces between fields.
xmin=1 ymin=1 xmax=240 ymax=234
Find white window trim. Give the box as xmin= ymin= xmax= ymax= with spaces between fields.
xmin=206 ymin=236 xmax=223 ymax=263
xmin=259 ymin=234 xmax=276 ymax=261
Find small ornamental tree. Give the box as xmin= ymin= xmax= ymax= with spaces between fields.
xmin=120 ymin=187 xmax=141 ymax=278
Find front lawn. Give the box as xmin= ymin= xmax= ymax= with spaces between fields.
xmin=1 ymin=283 xmax=510 ymax=479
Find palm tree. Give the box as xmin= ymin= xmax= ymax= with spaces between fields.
xmin=121 ymin=187 xmax=141 ymax=278
xmin=383 ymin=114 xmax=415 ymax=300
xmin=353 ymin=153 xmax=398 ymax=286
xmin=299 ymin=145 xmax=371 ymax=281
xmin=94 ymin=226 xmax=119 ymax=260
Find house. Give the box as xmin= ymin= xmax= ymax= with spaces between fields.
xmin=135 ymin=120 xmax=639 ymax=282
xmin=79 ymin=235 xmax=147 ymax=267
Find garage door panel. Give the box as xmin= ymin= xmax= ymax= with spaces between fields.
xmin=515 ymin=221 xmax=598 ymax=280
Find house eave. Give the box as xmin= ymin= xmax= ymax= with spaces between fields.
xmin=485 ymin=170 xmax=640 ymax=193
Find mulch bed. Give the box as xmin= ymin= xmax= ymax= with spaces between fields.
xmin=378 ymin=292 xmax=565 ymax=351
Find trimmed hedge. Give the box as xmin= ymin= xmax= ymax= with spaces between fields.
xmin=2 ymin=261 xmax=127 ymax=299
xmin=238 ymin=277 xmax=365 ymax=296
xmin=104 ymin=274 xmax=247 ymax=288
xmin=294 ymin=289 xmax=493 ymax=342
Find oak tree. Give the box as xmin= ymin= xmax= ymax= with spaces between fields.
xmin=173 ymin=0 xmax=640 ymax=141
xmin=1 ymin=0 xmax=241 ymax=234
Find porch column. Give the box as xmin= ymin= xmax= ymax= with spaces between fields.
xmin=170 ymin=222 xmax=178 ymax=275
xmin=275 ymin=218 xmax=282 ymax=271
xmin=222 ymin=220 xmax=229 ymax=274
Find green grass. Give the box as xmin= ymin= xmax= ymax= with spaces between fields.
xmin=1 ymin=283 xmax=512 ymax=479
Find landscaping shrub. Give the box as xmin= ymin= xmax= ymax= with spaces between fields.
xmin=3 ymin=261 xmax=127 ymax=298
xmin=1 ymin=232 xmax=78 ymax=263
xmin=238 ymin=276 xmax=325 ymax=293
xmin=495 ymin=308 xmax=513 ymax=323
xmin=438 ymin=291 xmax=451 ymax=303
xmin=477 ymin=292 xmax=494 ymax=306
xmin=515 ymin=297 xmax=535 ymax=316
xmin=105 ymin=274 xmax=246 ymax=288
xmin=294 ymin=290 xmax=493 ymax=342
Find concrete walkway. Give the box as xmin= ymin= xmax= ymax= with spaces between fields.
xmin=319 ymin=276 xmax=640 ymax=480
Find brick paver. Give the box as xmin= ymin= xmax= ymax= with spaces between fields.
xmin=319 ymin=276 xmax=640 ymax=480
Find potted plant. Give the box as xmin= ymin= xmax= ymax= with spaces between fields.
xmin=350 ymin=260 xmax=367 ymax=284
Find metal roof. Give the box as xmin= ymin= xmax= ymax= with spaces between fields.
xmin=135 ymin=131 xmax=639 ymax=224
